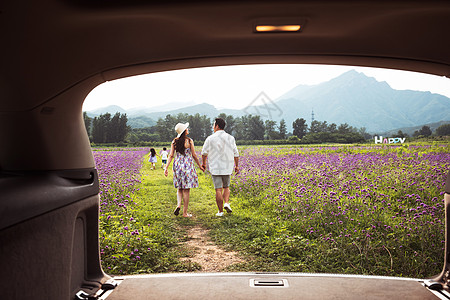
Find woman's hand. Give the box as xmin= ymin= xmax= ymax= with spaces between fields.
xmin=164 ymin=168 xmax=169 ymax=177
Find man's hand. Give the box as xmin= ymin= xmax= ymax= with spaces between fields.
xmin=234 ymin=166 xmax=239 ymax=174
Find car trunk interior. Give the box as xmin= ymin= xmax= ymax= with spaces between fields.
xmin=1 ymin=0 xmax=450 ymax=299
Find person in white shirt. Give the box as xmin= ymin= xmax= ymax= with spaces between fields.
xmin=201 ymin=118 xmax=239 ymax=217
xmin=160 ymin=147 xmax=169 ymax=169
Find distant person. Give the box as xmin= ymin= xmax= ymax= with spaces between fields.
xmin=201 ymin=117 xmax=239 ymax=217
xmin=148 ymin=148 xmax=158 ymax=170
xmin=160 ymin=147 xmax=169 ymax=169
xmin=165 ymin=122 xmax=204 ymax=217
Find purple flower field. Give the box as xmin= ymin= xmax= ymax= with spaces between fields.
xmin=94 ymin=149 xmax=147 ymax=214
xmin=94 ymin=147 xmax=191 ymax=274
xmin=94 ymin=149 xmax=149 ymax=273
xmin=93 ymin=144 xmax=450 ymax=277
xmin=230 ymin=144 xmax=450 ymax=277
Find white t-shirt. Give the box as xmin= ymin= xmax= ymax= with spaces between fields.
xmin=201 ymin=130 xmax=239 ymax=175
xmin=161 ymin=150 xmax=168 ymax=160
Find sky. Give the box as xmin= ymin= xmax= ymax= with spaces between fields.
xmin=83 ymin=64 xmax=450 ymax=111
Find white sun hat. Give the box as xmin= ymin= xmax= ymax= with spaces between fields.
xmin=175 ymin=122 xmax=189 ymax=138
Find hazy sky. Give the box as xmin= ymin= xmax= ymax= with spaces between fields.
xmin=83 ymin=64 xmax=450 ymax=111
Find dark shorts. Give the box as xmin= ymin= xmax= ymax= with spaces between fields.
xmin=212 ymin=175 xmax=231 ymax=189
xmin=162 ymin=159 xmax=167 ymax=164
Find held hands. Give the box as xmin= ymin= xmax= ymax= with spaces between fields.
xmin=200 ymin=164 xmax=206 ymax=172
xmin=234 ymin=166 xmax=239 ymax=174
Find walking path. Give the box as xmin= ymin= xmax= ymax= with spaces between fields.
xmin=181 ymin=224 xmax=245 ymax=272
xmin=142 ymin=153 xmax=246 ymax=272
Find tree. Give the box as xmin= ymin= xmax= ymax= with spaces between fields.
xmin=420 ymin=125 xmax=432 ymax=137
xmin=91 ymin=112 xmax=129 ymax=143
xmin=393 ymin=130 xmax=408 ymax=138
xmin=436 ymin=124 xmax=450 ymax=136
xmin=358 ymin=127 xmax=372 ymax=140
xmin=292 ymin=118 xmax=308 ymax=138
xmin=187 ymin=113 xmax=212 ymax=141
xmin=328 ymin=123 xmax=338 ymax=133
xmin=91 ymin=113 xmax=111 ymax=143
xmin=264 ymin=119 xmax=278 ymax=140
xmin=118 ymin=113 xmax=129 ymax=142
xmin=128 ymin=126 xmax=160 ymax=143
xmin=413 ymin=125 xmax=432 ymax=137
xmin=309 ymin=120 xmax=322 ymax=134
xmin=278 ymin=119 xmax=287 ymax=139
xmin=155 ymin=113 xmax=211 ymax=142
xmin=83 ymin=112 xmax=92 ymax=137
xmin=234 ymin=115 xmax=250 ymax=140
xmin=200 ymin=114 xmax=212 ymax=140
xmin=155 ymin=114 xmax=177 ymax=142
xmin=109 ymin=112 xmax=129 ymax=143
xmin=187 ymin=113 xmax=204 ymax=141
xmin=109 ymin=112 xmax=120 ymax=142
xmin=248 ymin=115 xmax=265 ymax=140
xmin=337 ymin=123 xmax=352 ymax=134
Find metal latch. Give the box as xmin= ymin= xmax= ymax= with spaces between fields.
xmin=76 ymin=279 xmax=119 ymax=300
xmin=101 ymin=278 xmax=119 ymax=290
xmin=424 ymin=280 xmax=443 ymax=291
xmin=76 ymin=290 xmax=98 ymax=300
xmin=250 ymin=279 xmax=289 ymax=287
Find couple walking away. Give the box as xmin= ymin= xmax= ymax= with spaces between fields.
xmin=164 ymin=117 xmax=239 ymax=217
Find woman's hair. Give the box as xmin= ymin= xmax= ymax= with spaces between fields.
xmin=150 ymin=148 xmax=156 ymax=157
xmin=174 ymin=130 xmax=187 ymax=155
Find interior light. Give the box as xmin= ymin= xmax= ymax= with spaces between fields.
xmin=255 ymin=24 xmax=301 ymax=32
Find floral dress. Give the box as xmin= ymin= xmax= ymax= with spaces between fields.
xmin=173 ymin=147 xmax=199 ymax=189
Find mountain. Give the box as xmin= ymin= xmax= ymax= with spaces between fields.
xmin=87 ymin=105 xmax=127 ymax=117
xmin=142 ymin=103 xmax=245 ymax=122
xmin=127 ymin=116 xmax=157 ymax=128
xmin=271 ymin=70 xmax=450 ymax=133
xmin=126 ymin=101 xmax=198 ymax=117
xmin=85 ymin=70 xmax=450 ymax=132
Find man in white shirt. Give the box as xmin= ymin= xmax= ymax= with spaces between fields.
xmin=201 ymin=118 xmax=239 ymax=216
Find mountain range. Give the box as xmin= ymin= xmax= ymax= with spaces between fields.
xmin=85 ymin=70 xmax=450 ymax=134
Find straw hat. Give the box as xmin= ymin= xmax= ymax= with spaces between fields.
xmin=175 ymin=122 xmax=189 ymax=137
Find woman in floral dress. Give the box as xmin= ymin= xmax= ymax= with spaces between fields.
xmin=164 ymin=122 xmax=204 ymax=217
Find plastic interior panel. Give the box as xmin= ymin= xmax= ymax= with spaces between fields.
xmin=0 ymin=169 xmax=99 ymax=230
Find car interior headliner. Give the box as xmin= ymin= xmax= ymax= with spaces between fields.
xmin=2 ymin=0 xmax=450 ymax=113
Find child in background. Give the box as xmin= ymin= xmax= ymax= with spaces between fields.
xmin=160 ymin=147 xmax=169 ymax=169
xmin=149 ymin=148 xmax=158 ymax=170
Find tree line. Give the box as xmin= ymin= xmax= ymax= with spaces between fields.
xmin=84 ymin=112 xmax=129 ymax=143
xmin=136 ymin=113 xmax=368 ymax=144
xmin=144 ymin=113 xmax=288 ymax=142
xmin=383 ymin=124 xmax=450 ymax=139
xmin=84 ymin=112 xmax=450 ymax=145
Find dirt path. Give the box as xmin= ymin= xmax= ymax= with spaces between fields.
xmin=181 ymin=225 xmax=245 ymax=272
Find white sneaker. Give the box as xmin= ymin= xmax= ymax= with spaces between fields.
xmin=224 ymin=203 xmax=232 ymax=213
xmin=216 ymin=211 xmax=224 ymax=217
